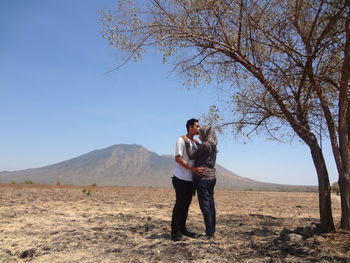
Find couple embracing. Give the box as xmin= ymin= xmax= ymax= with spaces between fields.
xmin=171 ymin=118 xmax=218 ymax=241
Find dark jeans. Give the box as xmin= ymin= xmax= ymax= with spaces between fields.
xmin=171 ymin=176 xmax=194 ymax=236
xmin=196 ymin=178 xmax=216 ymax=236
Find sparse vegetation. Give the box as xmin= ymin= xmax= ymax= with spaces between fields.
xmin=23 ymin=180 xmax=34 ymax=184
xmin=331 ymin=182 xmax=340 ymax=195
xmin=91 ymin=183 xmax=97 ymax=187
xmin=82 ymin=188 xmax=91 ymax=196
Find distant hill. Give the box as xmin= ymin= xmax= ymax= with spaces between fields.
xmin=0 ymin=144 xmax=316 ymax=191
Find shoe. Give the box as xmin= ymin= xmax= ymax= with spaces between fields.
xmin=180 ymin=229 xmax=197 ymax=238
xmin=171 ymin=233 xmax=188 ymax=241
xmin=200 ymin=234 xmax=215 ymax=240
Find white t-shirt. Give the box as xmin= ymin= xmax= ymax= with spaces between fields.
xmin=173 ymin=137 xmax=197 ymax=181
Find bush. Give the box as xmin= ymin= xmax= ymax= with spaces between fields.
xmin=24 ymin=180 xmax=34 ymax=184
xmin=82 ymin=188 xmax=92 ymax=196
xmin=331 ymin=182 xmax=340 ymax=195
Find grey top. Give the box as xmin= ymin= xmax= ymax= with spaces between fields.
xmin=185 ymin=140 xmax=216 ymax=180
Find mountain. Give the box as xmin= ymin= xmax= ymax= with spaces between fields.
xmin=0 ymin=144 xmax=315 ymax=191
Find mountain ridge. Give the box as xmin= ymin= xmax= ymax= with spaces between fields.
xmin=0 ymin=144 xmax=316 ymax=191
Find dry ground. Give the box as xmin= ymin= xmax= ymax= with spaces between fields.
xmin=0 ymin=184 xmax=349 ymax=263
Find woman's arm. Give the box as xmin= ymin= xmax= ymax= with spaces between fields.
xmin=185 ymin=141 xmax=210 ymax=160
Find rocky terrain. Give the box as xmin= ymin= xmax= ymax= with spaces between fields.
xmin=0 ymin=183 xmax=349 ymax=263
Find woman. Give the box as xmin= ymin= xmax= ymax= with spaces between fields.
xmin=183 ymin=125 xmax=217 ymax=240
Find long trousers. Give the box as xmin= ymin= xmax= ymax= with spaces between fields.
xmin=196 ymin=178 xmax=216 ymax=236
xmin=170 ymin=176 xmax=194 ymax=235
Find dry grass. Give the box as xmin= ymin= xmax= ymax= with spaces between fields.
xmin=0 ymin=184 xmax=349 ymax=263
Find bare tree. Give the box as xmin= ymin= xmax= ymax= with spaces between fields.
xmin=101 ymin=0 xmax=350 ymax=232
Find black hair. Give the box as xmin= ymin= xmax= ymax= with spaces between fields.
xmin=186 ymin=118 xmax=199 ymax=131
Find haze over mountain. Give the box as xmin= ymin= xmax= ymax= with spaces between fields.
xmin=0 ymin=144 xmax=315 ymax=190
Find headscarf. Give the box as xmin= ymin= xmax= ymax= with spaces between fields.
xmin=199 ymin=126 xmax=217 ymax=147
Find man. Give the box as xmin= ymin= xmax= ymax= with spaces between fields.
xmin=171 ymin=118 xmax=206 ymax=241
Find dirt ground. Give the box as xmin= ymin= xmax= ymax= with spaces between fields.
xmin=0 ymin=184 xmax=349 ymax=263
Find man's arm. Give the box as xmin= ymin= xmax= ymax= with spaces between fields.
xmin=175 ymin=155 xmax=206 ymax=175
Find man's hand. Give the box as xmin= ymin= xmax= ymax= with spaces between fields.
xmin=192 ymin=166 xmax=207 ymax=176
xmin=175 ymin=155 xmax=206 ymax=176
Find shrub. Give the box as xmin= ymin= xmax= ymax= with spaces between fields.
xmin=331 ymin=182 xmax=340 ymax=195
xmin=82 ymin=188 xmax=92 ymax=196
xmin=24 ymin=180 xmax=34 ymax=184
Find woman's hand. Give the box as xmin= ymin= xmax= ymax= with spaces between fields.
xmin=181 ymin=135 xmax=190 ymax=143
xmin=193 ymin=138 xmax=200 ymax=145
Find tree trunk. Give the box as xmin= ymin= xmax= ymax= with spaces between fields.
xmin=309 ymin=144 xmax=335 ymax=232
xmin=339 ymin=172 xmax=350 ymax=229
xmin=338 ymin=7 xmax=350 ymax=230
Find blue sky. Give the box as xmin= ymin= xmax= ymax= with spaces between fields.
xmin=0 ymin=0 xmax=338 ymax=186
